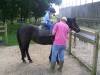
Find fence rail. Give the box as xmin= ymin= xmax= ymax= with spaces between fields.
xmin=68 ymin=27 xmax=99 ymax=75
xmin=0 ymin=23 xmax=8 ymax=45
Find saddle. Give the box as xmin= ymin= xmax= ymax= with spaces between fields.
xmin=41 ymin=23 xmax=50 ymax=30
xmin=39 ymin=29 xmax=54 ymax=37
xmin=39 ymin=24 xmax=54 ymax=37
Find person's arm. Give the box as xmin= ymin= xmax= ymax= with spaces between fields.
xmin=52 ymin=23 xmax=58 ymax=35
xmin=52 ymin=30 xmax=56 ymax=35
xmin=47 ymin=18 xmax=51 ymax=22
xmin=47 ymin=17 xmax=53 ymax=22
xmin=47 ymin=14 xmax=54 ymax=23
xmin=44 ymin=13 xmax=51 ymax=22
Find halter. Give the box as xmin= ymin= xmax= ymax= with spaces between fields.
xmin=72 ymin=22 xmax=80 ymax=32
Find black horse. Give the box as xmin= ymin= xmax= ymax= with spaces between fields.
xmin=17 ymin=18 xmax=80 ymax=63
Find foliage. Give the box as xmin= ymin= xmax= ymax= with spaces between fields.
xmin=0 ymin=0 xmax=62 ymax=45
xmin=0 ymin=0 xmax=20 ymax=23
xmin=31 ymin=0 xmax=49 ymax=20
xmin=47 ymin=0 xmax=62 ymax=5
xmin=0 ymin=0 xmax=62 ymax=24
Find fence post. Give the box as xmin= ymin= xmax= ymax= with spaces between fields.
xmin=92 ymin=30 xmax=99 ymax=75
xmin=68 ymin=29 xmax=72 ymax=54
xmin=4 ymin=23 xmax=8 ymax=45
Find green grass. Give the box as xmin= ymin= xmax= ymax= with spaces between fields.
xmin=3 ymin=16 xmax=58 ymax=46
xmin=7 ymin=33 xmax=18 ymax=46
xmin=0 ymin=20 xmax=35 ymax=46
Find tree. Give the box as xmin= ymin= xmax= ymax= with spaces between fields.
xmin=9 ymin=0 xmax=20 ymax=24
xmin=18 ymin=0 xmax=29 ymax=21
xmin=0 ymin=0 xmax=21 ymax=24
xmin=47 ymin=0 xmax=62 ymax=5
xmin=0 ymin=0 xmax=62 ymax=24
xmin=31 ymin=0 xmax=49 ymax=22
xmin=0 ymin=0 xmax=10 ymax=24
xmin=31 ymin=0 xmax=62 ymax=23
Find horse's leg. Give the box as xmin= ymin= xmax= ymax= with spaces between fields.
xmin=49 ymin=48 xmax=52 ymax=62
xmin=21 ymin=46 xmax=26 ymax=63
xmin=25 ymin=43 xmax=33 ymax=63
xmin=56 ymin=54 xmax=59 ymax=64
xmin=49 ymin=46 xmax=59 ymax=64
xmin=26 ymin=50 xmax=33 ymax=63
xmin=21 ymin=43 xmax=29 ymax=63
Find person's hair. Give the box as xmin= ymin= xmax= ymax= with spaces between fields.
xmin=61 ymin=17 xmax=67 ymax=22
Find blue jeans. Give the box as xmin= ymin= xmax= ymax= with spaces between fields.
xmin=51 ymin=44 xmax=66 ymax=62
xmin=45 ymin=22 xmax=54 ymax=33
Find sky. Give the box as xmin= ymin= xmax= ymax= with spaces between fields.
xmin=52 ymin=0 xmax=100 ymax=14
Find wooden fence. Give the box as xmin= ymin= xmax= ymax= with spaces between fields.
xmin=0 ymin=23 xmax=8 ymax=45
xmin=68 ymin=27 xmax=99 ymax=75
xmin=77 ymin=18 xmax=100 ymax=39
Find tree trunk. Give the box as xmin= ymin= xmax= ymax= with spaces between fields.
xmin=10 ymin=15 xmax=13 ymax=24
xmin=28 ymin=0 xmax=32 ymax=23
xmin=3 ymin=16 xmax=5 ymax=25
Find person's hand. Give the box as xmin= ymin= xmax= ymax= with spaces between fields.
xmin=50 ymin=20 xmax=54 ymax=22
xmin=50 ymin=20 xmax=54 ymax=24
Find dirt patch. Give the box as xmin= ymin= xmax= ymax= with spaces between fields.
xmin=0 ymin=44 xmax=92 ymax=75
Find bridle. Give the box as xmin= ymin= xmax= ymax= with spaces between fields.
xmin=72 ymin=22 xmax=80 ymax=32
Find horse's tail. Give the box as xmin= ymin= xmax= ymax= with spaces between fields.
xmin=17 ymin=26 xmax=26 ymax=58
xmin=17 ymin=28 xmax=22 ymax=50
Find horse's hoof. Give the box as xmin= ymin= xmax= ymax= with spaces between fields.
xmin=49 ymin=59 xmax=51 ymax=62
xmin=23 ymin=61 xmax=27 ymax=63
xmin=29 ymin=61 xmax=33 ymax=63
xmin=57 ymin=62 xmax=59 ymax=65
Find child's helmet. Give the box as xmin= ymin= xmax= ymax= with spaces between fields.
xmin=48 ymin=7 xmax=56 ymax=13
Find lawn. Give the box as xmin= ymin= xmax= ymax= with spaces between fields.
xmin=0 ymin=15 xmax=58 ymax=46
xmin=0 ymin=20 xmax=35 ymax=46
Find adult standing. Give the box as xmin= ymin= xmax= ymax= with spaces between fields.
xmin=46 ymin=17 xmax=69 ymax=73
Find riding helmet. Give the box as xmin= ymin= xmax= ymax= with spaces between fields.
xmin=48 ymin=7 xmax=56 ymax=13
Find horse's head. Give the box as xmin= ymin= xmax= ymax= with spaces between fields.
xmin=66 ymin=18 xmax=80 ymax=33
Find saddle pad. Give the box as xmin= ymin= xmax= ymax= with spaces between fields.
xmin=39 ymin=29 xmax=51 ymax=37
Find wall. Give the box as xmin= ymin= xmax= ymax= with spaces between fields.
xmin=59 ymin=1 xmax=100 ymax=19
